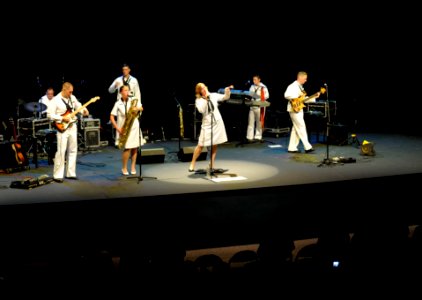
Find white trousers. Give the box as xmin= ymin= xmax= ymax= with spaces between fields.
xmin=288 ymin=110 xmax=312 ymax=151
xmin=246 ymin=107 xmax=262 ymax=140
xmin=53 ymin=124 xmax=78 ymax=179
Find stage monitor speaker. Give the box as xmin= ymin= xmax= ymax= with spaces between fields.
xmin=177 ymin=146 xmax=207 ymax=162
xmin=140 ymin=148 xmax=165 ymax=164
xmin=84 ymin=128 xmax=100 ymax=147
xmin=327 ymin=123 xmax=348 ymax=145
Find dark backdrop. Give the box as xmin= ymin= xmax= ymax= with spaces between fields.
xmin=2 ymin=4 xmax=420 ymax=138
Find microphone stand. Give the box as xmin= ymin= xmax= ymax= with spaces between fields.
xmin=195 ymin=94 xmax=227 ymax=177
xmin=126 ymin=115 xmax=157 ymax=183
xmin=318 ymin=84 xmax=335 ymax=167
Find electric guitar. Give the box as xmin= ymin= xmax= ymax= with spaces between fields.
xmin=290 ymin=87 xmax=326 ymax=113
xmin=54 ymin=96 xmax=100 ymax=133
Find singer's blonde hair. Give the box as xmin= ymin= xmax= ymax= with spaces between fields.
xmin=195 ymin=82 xmax=208 ymax=99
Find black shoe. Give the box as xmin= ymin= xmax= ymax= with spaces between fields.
xmin=54 ymin=178 xmax=64 ymax=183
xmin=305 ymin=148 xmax=315 ymax=153
xmin=65 ymin=176 xmax=78 ymax=180
xmin=288 ymin=150 xmax=300 ymax=153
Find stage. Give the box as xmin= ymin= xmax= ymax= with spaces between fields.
xmin=0 ymin=132 xmax=421 ymax=249
xmin=0 ymin=132 xmax=420 ymax=204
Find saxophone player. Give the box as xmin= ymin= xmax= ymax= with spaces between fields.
xmin=110 ymin=85 xmax=144 ymax=175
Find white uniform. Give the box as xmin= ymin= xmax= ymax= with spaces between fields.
xmin=110 ymin=97 xmax=144 ymax=149
xmin=196 ymin=91 xmax=230 ymax=147
xmin=108 ymin=75 xmax=141 ymax=102
xmin=47 ymin=92 xmax=85 ymax=179
xmin=284 ymin=80 xmax=315 ymax=152
xmin=38 ymin=95 xmax=52 ymax=118
xmin=247 ymin=83 xmax=269 ymax=140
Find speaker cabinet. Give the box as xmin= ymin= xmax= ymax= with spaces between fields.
xmin=177 ymin=146 xmax=207 ymax=162
xmin=84 ymin=128 xmax=100 ymax=147
xmin=327 ymin=123 xmax=348 ymax=145
xmin=140 ymin=148 xmax=165 ymax=164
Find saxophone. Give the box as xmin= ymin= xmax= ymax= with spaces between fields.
xmin=118 ymin=98 xmax=141 ymax=150
xmin=179 ymin=106 xmax=184 ymax=138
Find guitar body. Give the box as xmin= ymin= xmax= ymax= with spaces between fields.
xmin=53 ymin=110 xmax=75 ymax=133
xmin=291 ymin=95 xmax=306 ymax=113
xmin=11 ymin=142 xmax=27 ymax=165
xmin=53 ymin=96 xmax=100 ymax=133
xmin=291 ymin=87 xmax=326 ymax=113
xmin=6 ymin=117 xmax=28 ymax=167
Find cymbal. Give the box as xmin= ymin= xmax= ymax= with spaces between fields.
xmin=24 ymin=102 xmax=47 ymax=112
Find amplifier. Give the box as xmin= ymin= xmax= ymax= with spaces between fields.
xmin=84 ymin=128 xmax=101 ymax=148
xmin=17 ymin=117 xmax=51 ymax=137
xmin=82 ymin=118 xmax=100 ymax=128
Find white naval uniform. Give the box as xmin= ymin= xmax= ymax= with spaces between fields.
xmin=196 ymin=90 xmax=230 ymax=147
xmin=284 ymin=80 xmax=315 ymax=152
xmin=247 ymin=83 xmax=269 ymax=140
xmin=110 ymin=97 xmax=144 ymax=149
xmin=108 ymin=75 xmax=141 ymax=102
xmin=47 ymin=92 xmax=85 ymax=179
xmin=38 ymin=95 xmax=52 ymax=118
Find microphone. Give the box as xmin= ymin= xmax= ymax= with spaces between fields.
xmin=245 ymin=80 xmax=251 ymax=86
xmin=324 ymin=83 xmax=328 ymax=87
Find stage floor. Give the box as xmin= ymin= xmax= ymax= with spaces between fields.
xmin=1 ymin=132 xmax=422 ymax=206
xmin=1 ymin=132 xmax=422 ymax=250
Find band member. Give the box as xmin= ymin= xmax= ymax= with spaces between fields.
xmin=47 ymin=82 xmax=89 ymax=182
xmin=38 ymin=87 xmax=55 ymax=118
xmin=247 ymin=75 xmax=269 ymax=142
xmin=284 ymin=71 xmax=320 ymax=153
xmin=110 ymin=85 xmax=144 ymax=175
xmin=189 ymin=83 xmax=231 ymax=172
xmin=108 ymin=64 xmax=141 ymax=102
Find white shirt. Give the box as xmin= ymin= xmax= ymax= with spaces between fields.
xmin=108 ymin=75 xmax=141 ymax=102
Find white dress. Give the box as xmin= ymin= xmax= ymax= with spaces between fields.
xmin=110 ymin=97 xmax=144 ymax=149
xmin=196 ymin=92 xmax=228 ymax=147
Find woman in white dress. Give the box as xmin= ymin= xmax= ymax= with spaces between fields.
xmin=189 ymin=83 xmax=231 ymax=172
xmin=110 ymin=85 xmax=143 ymax=175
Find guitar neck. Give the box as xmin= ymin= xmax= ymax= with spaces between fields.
xmin=68 ymin=102 xmax=90 ymax=118
xmin=305 ymin=92 xmax=320 ymax=101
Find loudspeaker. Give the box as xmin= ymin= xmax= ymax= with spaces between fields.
xmin=84 ymin=128 xmax=100 ymax=147
xmin=177 ymin=146 xmax=207 ymax=162
xmin=327 ymin=123 xmax=348 ymax=145
xmin=140 ymin=148 xmax=165 ymax=164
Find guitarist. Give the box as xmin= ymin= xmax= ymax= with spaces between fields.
xmin=47 ymin=82 xmax=89 ymax=183
xmin=284 ymin=71 xmax=320 ymax=153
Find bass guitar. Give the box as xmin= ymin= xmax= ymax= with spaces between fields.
xmin=291 ymin=87 xmax=326 ymax=113
xmin=54 ymin=96 xmax=100 ymax=133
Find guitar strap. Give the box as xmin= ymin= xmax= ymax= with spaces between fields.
xmin=61 ymin=98 xmax=74 ymax=112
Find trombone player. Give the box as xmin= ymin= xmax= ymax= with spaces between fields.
xmin=110 ymin=85 xmax=144 ymax=175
